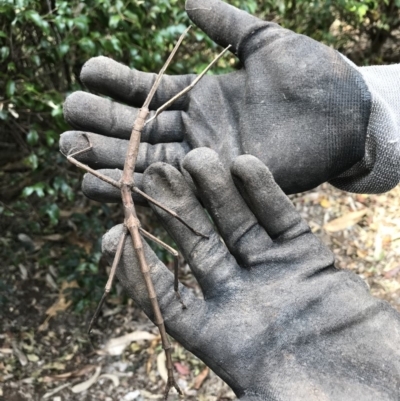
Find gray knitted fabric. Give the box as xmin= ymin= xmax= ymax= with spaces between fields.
xmin=61 ymin=0 xmax=399 ymax=195
xmin=103 ymin=149 xmax=400 ymax=401
xmin=330 ymin=63 xmax=400 ymax=193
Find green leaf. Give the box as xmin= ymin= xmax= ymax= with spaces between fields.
xmin=356 ymin=4 xmax=369 ymax=20
xmin=73 ymin=15 xmax=89 ymax=34
xmin=7 ymin=62 xmax=15 ymax=72
xmin=25 ymin=10 xmax=50 ymax=34
xmin=0 ymin=110 xmax=8 ymax=120
xmin=0 ymin=46 xmax=9 ymax=61
xmin=23 ymin=182 xmax=45 ymax=198
xmin=46 ymin=203 xmax=60 ymax=226
xmin=23 ymin=153 xmax=39 ymax=170
xmin=6 ymin=80 xmax=15 ymax=97
xmin=115 ymin=0 xmax=124 ymax=12
xmin=0 ymin=206 xmax=14 ymax=217
xmin=54 ymin=19 xmax=65 ymax=31
xmin=58 ymin=43 xmax=70 ymax=57
xmin=27 ymin=129 xmax=39 ymax=145
xmin=31 ymin=54 xmax=41 ymax=66
xmin=51 ymin=106 xmax=63 ymax=117
xmin=123 ymin=10 xmax=139 ymax=26
xmin=45 ymin=130 xmax=56 ymax=146
xmin=78 ymin=37 xmax=96 ymax=54
xmin=53 ymin=176 xmax=74 ymax=201
xmin=109 ymin=15 xmax=121 ymax=28
xmin=110 ymin=37 xmax=122 ymax=54
xmin=243 ymin=1 xmax=257 ymax=14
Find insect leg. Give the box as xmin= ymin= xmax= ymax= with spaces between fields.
xmin=63 ymin=134 xmax=121 ymax=190
xmin=145 ymin=44 xmax=232 ymax=125
xmin=87 ymin=226 xmax=128 ymax=335
xmin=132 ymin=186 xmax=209 ymax=239
xmin=139 ymin=228 xmax=186 ymax=309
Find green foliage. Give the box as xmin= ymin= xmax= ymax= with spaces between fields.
xmin=0 ymin=0 xmax=398 ymax=309
xmin=253 ymin=0 xmax=400 ymax=64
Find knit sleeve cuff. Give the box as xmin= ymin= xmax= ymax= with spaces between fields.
xmin=329 ymin=63 xmax=400 ymax=193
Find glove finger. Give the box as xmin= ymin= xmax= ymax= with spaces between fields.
xmin=186 ymin=0 xmax=272 ymax=58
xmin=182 ymin=148 xmax=273 ymax=268
xmin=82 ymin=169 xmax=147 ymax=205
xmin=60 ymin=131 xmax=189 ymax=172
xmin=63 ymin=91 xmax=184 ymax=143
xmin=231 ymin=155 xmax=310 ymax=240
xmin=102 ymin=224 xmax=206 ymax=338
xmin=81 ymin=56 xmax=195 ymax=110
xmin=143 ymin=162 xmax=241 ymax=296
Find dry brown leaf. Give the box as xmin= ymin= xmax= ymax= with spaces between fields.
xmin=41 ymin=234 xmax=64 ymax=241
xmin=27 ymin=354 xmax=39 ymax=362
xmin=102 ymin=305 xmax=123 ymax=317
xmin=323 ymin=209 xmax=368 ymax=232
xmin=42 ymin=362 xmax=66 ymax=371
xmin=18 ymin=264 xmax=28 ymax=280
xmin=45 ymin=273 xmax=58 ymax=290
xmin=42 ymin=382 xmax=71 ymax=399
xmin=59 ymin=206 xmax=91 ymax=219
xmin=146 ymin=337 xmax=160 ymax=375
xmin=71 ymin=366 xmax=101 ymax=393
xmin=193 ymin=367 xmax=209 ymax=390
xmin=59 ymin=210 xmax=73 ymax=218
xmin=382 ymin=235 xmax=392 ymax=247
xmin=139 ymin=390 xmax=163 ymax=399
xmin=12 ymin=341 xmax=27 ymax=366
xmin=103 ymin=331 xmax=156 ymax=356
xmin=320 ymin=198 xmax=331 ymax=208
xmin=174 ymin=362 xmax=190 ymax=376
xmin=149 ymin=337 xmax=160 ymax=352
xmin=384 ymin=266 xmax=400 ymax=279
xmin=98 ymin=373 xmax=120 ymax=387
xmin=356 ymin=249 xmax=368 ymax=258
xmin=67 ymin=232 xmax=93 ymax=254
xmin=43 ymin=365 xmax=96 ymax=382
xmin=0 ymin=348 xmax=13 ymax=354
xmin=156 ymin=352 xmax=168 ymax=383
xmin=39 ymin=281 xmax=79 ymax=331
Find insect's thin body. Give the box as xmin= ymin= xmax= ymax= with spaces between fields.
xmin=64 ymin=28 xmax=230 ymax=399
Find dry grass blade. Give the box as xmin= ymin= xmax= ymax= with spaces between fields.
xmin=323 ymin=209 xmax=368 ymax=232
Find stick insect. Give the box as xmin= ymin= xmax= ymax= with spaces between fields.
xmin=63 ymin=27 xmax=230 ymax=399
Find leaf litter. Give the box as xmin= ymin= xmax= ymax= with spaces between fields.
xmin=1 ymin=183 xmax=399 ymax=400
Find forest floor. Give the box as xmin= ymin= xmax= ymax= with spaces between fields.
xmin=1 ymin=183 xmax=400 ymax=401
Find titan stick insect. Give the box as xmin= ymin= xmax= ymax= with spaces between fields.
xmin=63 ymin=27 xmax=230 ymax=399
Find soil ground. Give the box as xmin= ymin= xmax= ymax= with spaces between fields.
xmin=1 ymin=183 xmax=400 ymax=401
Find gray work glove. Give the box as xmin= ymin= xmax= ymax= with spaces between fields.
xmin=61 ymin=0 xmax=399 ymax=200
xmin=103 ymin=148 xmax=400 ymax=401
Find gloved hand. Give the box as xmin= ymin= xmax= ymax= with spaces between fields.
xmin=60 ymin=0 xmax=374 ymax=200
xmin=103 ymin=148 xmax=400 ymax=401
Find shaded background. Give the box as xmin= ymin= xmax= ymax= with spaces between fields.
xmin=1 ymin=1 xmax=400 ymax=400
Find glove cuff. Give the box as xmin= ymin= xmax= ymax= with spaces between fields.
xmin=330 ymin=62 xmax=400 ymax=193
